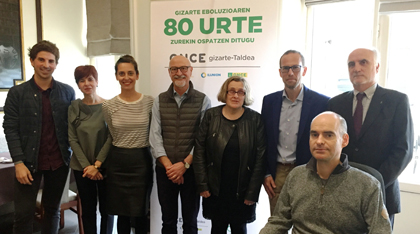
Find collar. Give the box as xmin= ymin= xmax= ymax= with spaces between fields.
xmin=33 ymin=76 xmax=54 ymax=92
xmin=282 ymin=85 xmax=304 ymax=102
xmin=173 ymin=86 xmax=190 ymax=97
xmin=306 ymin=153 xmax=350 ymax=175
xmin=353 ymin=83 xmax=377 ymax=100
xmin=166 ymin=81 xmax=195 ymax=98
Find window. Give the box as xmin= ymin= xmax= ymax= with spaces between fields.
xmin=383 ymin=12 xmax=420 ymax=185
xmin=307 ymin=0 xmax=420 ymax=187
xmin=91 ymin=55 xmax=121 ymax=100
xmin=306 ymin=0 xmax=375 ymax=97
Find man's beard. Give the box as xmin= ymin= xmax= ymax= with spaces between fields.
xmin=174 ymin=75 xmax=187 ymax=88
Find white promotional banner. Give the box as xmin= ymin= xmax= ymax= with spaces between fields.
xmin=150 ymin=0 xmax=281 ymax=233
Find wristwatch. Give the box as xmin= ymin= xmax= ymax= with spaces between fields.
xmin=183 ymin=160 xmax=190 ymax=169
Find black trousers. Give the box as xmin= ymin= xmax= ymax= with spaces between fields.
xmin=74 ymin=170 xmax=114 ymax=234
xmin=156 ymin=166 xmax=200 ymax=234
xmin=117 ymin=215 xmax=148 ymax=234
xmin=211 ymin=217 xmax=246 ymax=234
xmin=13 ymin=165 xmax=69 ymax=234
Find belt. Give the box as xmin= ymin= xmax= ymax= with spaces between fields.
xmin=278 ymin=162 xmax=295 ymax=166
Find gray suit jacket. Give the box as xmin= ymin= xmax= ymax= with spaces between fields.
xmin=328 ymin=85 xmax=413 ymax=215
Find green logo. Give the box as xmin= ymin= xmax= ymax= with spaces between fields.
xmin=228 ymin=73 xmax=247 ymax=77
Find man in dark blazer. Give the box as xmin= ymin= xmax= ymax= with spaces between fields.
xmin=328 ymin=47 xmax=413 ymax=226
xmin=261 ymin=50 xmax=329 ymax=213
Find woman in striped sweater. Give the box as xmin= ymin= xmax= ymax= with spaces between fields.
xmin=102 ymin=55 xmax=154 ymax=234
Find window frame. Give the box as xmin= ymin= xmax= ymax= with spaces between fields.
xmin=305 ymin=0 xmax=420 ymax=193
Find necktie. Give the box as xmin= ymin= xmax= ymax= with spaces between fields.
xmin=354 ymin=92 xmax=365 ymax=136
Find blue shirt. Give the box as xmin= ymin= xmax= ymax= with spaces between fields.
xmin=277 ymin=88 xmax=304 ymax=163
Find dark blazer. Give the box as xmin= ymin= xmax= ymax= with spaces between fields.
xmin=328 ymin=85 xmax=414 ymax=215
xmin=261 ymin=85 xmax=329 ymax=179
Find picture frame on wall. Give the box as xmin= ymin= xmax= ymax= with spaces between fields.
xmin=0 ymin=0 xmax=25 ymax=111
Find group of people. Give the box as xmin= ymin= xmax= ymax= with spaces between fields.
xmin=3 ymin=39 xmax=413 ymax=234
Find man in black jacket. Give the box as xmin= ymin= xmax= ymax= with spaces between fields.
xmin=3 ymin=40 xmax=75 ymax=234
xmin=327 ymin=47 xmax=413 ymax=228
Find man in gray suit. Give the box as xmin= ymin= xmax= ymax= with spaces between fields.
xmin=327 ymin=47 xmax=414 ymax=227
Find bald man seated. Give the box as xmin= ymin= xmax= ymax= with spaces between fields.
xmin=260 ymin=112 xmax=391 ymax=234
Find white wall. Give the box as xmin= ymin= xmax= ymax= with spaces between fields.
xmin=393 ymin=184 xmax=420 ymax=233
xmin=20 ymin=0 xmax=89 ymax=98
xmin=41 ymin=0 xmax=89 ymax=97
xmin=131 ymin=0 xmax=152 ymax=95
xmin=20 ymin=0 xmax=37 ymax=80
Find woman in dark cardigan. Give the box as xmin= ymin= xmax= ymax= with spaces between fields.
xmin=194 ymin=76 xmax=266 ymax=234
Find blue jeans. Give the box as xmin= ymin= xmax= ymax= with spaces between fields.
xmin=13 ymin=165 xmax=69 ymax=234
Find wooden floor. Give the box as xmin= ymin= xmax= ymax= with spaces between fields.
xmin=0 ymin=209 xmax=120 ymax=234
xmin=0 ymin=204 xmax=150 ymax=234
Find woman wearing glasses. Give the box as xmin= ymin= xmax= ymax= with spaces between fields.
xmin=68 ymin=65 xmax=114 ymax=234
xmin=102 ymin=55 xmax=154 ymax=234
xmin=194 ymin=76 xmax=266 ymax=234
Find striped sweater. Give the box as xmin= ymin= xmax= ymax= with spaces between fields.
xmin=102 ymin=94 xmax=154 ymax=148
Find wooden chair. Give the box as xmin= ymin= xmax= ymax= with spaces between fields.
xmin=35 ymin=171 xmax=84 ymax=234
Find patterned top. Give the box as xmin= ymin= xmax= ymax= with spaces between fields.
xmin=102 ymin=94 xmax=154 ymax=148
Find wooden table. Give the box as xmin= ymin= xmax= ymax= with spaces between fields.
xmin=0 ymin=152 xmax=14 ymax=206
xmin=0 ymin=152 xmax=14 ymax=234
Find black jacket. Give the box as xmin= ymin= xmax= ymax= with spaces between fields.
xmin=327 ymin=86 xmax=413 ymax=215
xmin=3 ymin=77 xmax=75 ymax=172
xmin=194 ymin=105 xmax=266 ymax=202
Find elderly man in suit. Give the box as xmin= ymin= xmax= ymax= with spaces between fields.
xmin=261 ymin=50 xmax=329 ymax=213
xmin=328 ymin=47 xmax=414 ymax=227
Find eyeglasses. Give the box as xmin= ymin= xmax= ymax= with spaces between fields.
xmin=280 ymin=65 xmax=302 ymax=73
xmin=169 ymin=66 xmax=190 ymax=74
xmin=227 ymin=90 xmax=246 ymax=96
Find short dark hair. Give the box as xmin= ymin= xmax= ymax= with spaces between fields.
xmin=28 ymin=40 xmax=60 ymax=64
xmin=279 ymin=50 xmax=305 ymax=67
xmin=74 ymin=65 xmax=98 ymax=84
xmin=217 ymin=76 xmax=254 ymax=106
xmin=115 ymin=55 xmax=139 ymax=74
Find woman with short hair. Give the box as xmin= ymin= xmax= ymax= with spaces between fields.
xmin=68 ymin=65 xmax=114 ymax=234
xmin=194 ymin=76 xmax=266 ymax=234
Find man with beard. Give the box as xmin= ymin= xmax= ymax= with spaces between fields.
xmin=261 ymin=50 xmax=329 ymax=214
xmin=150 ymin=55 xmax=211 ymax=234
xmin=327 ymin=47 xmax=413 ymax=228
